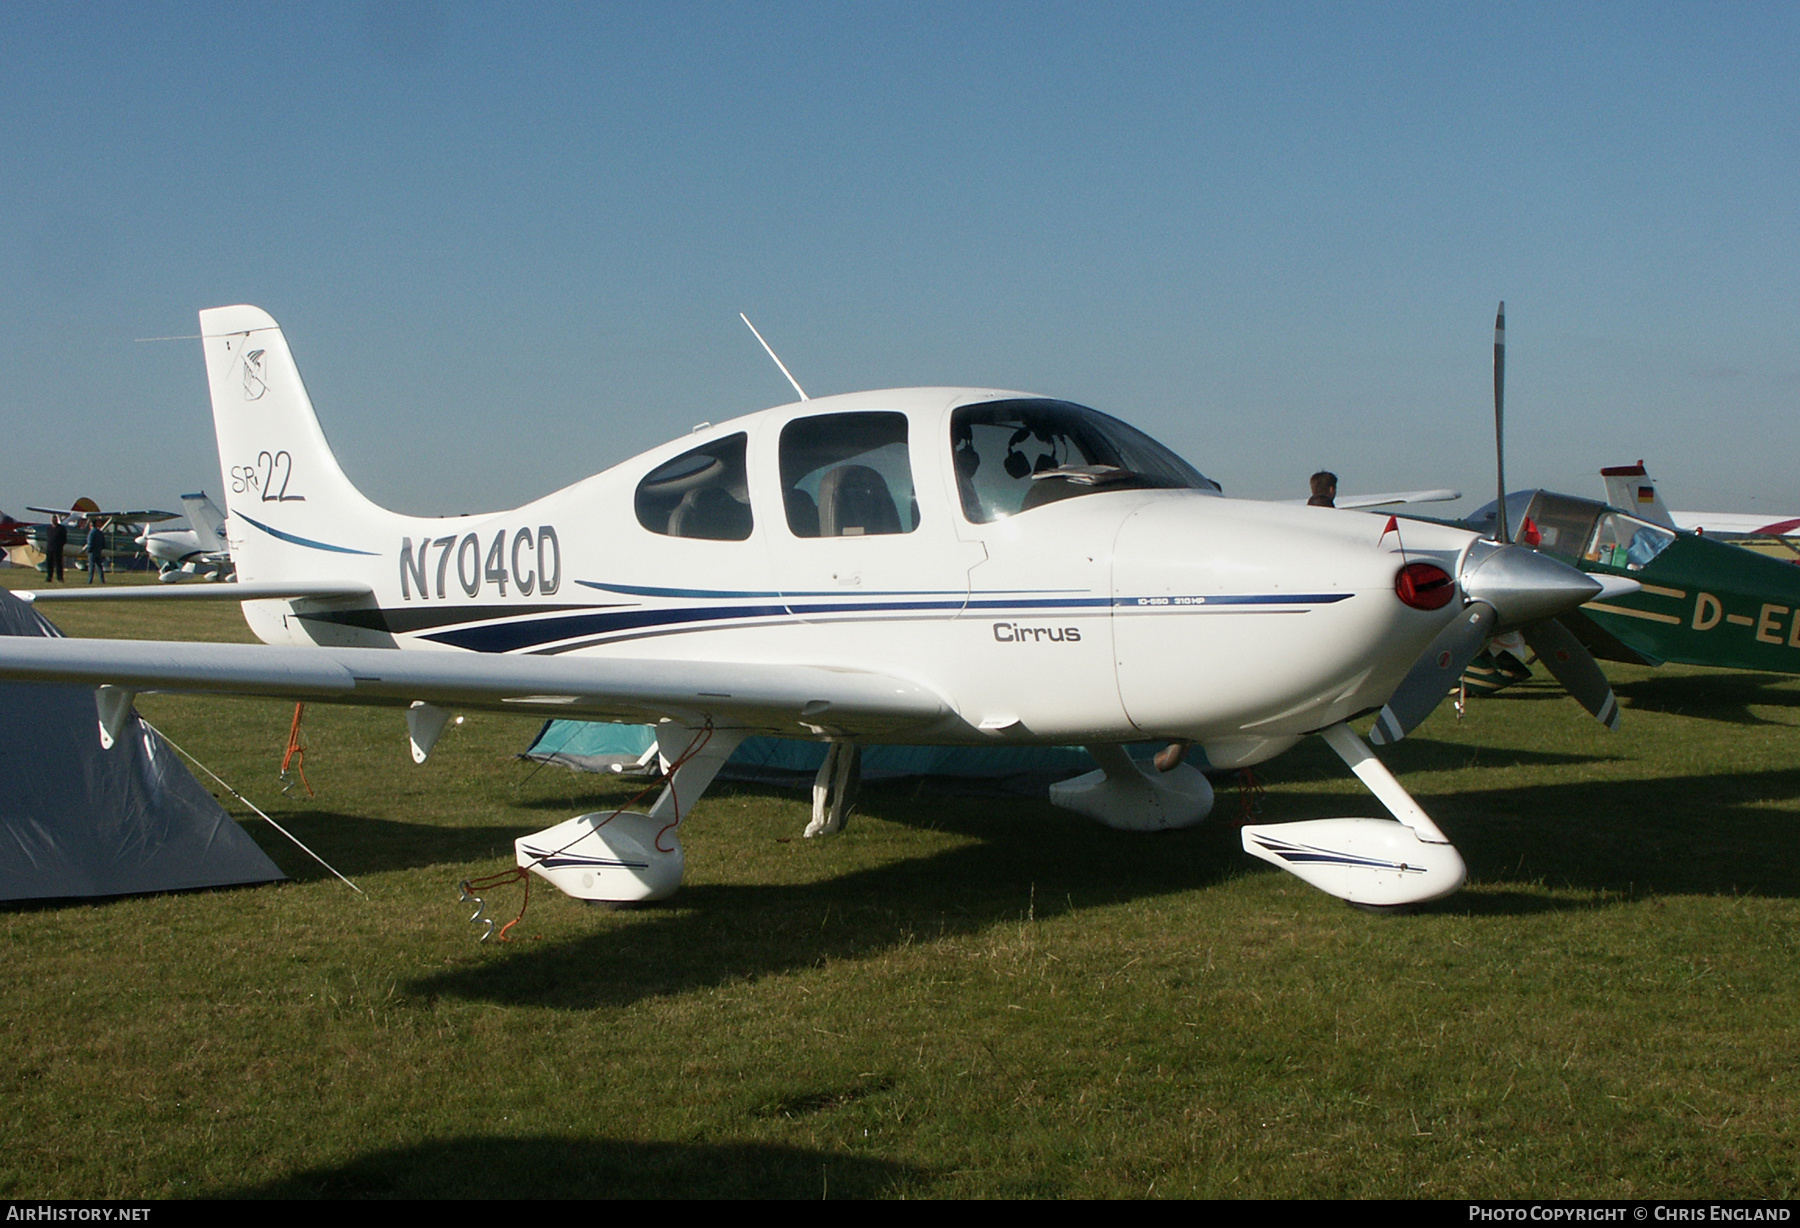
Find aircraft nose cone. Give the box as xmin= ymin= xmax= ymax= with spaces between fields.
xmin=1459 ymin=539 xmax=1604 ymax=629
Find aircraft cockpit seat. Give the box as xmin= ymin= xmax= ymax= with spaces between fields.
xmin=817 ymin=464 xmax=901 ymax=537
xmin=667 ymin=484 xmax=752 ymax=541
xmin=784 ymin=487 xmax=820 ymax=538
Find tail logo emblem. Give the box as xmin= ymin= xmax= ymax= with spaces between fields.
xmin=242 ymin=349 xmax=267 ymax=401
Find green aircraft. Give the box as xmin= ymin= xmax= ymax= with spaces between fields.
xmin=1465 ymin=487 xmax=1800 ymax=675
xmin=1440 ymin=301 xmax=1800 ymax=695
xmin=1300 ymin=304 xmax=1792 ymax=746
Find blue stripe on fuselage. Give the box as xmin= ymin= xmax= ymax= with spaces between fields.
xmin=413 ymin=590 xmax=1353 ymax=653
xmin=237 ymin=512 xmax=380 ymax=556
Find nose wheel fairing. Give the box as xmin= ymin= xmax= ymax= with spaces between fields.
xmin=1240 ymin=722 xmax=1467 ymax=907
xmin=1240 ymin=817 xmax=1467 ymax=907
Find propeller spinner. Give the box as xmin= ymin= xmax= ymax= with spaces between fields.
xmin=1370 ymin=303 xmax=1628 ymax=745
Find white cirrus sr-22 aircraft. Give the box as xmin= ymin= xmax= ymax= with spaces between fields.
xmin=6 ymin=305 xmax=1632 ymax=910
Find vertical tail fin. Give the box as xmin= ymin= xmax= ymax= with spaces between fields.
xmin=199 ymin=306 xmax=395 ymax=583
xmin=178 ymin=492 xmax=229 ymax=554
xmin=1599 ymin=461 xmax=1676 ymax=529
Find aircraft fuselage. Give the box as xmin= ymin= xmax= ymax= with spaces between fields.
xmin=218 ymin=380 xmax=1476 ymax=766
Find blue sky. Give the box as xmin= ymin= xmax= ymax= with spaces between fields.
xmin=3 ymin=2 xmax=1795 ymax=518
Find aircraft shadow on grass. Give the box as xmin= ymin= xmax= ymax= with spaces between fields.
xmin=410 ymin=794 xmax=1245 ymax=1012
xmin=1294 ymin=732 xmax=1620 ymax=777
xmin=407 ymin=749 xmax=1800 ymax=1012
xmin=394 ymin=760 xmax=1797 ymax=1013
xmin=1419 ymin=764 xmax=1800 ymax=904
xmin=1206 ymin=777 xmax=1800 ymax=909
xmin=223 ymin=1134 xmax=928 ymax=1199
xmin=241 ymin=809 xmax=541 ymax=879
xmin=1611 ymin=672 xmax=1800 ymax=726
xmin=1466 ymin=670 xmax=1800 ymax=727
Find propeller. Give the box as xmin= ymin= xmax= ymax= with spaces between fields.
xmin=1494 ymin=301 xmax=1508 ymax=544
xmin=1370 ymin=303 xmax=1625 ymax=745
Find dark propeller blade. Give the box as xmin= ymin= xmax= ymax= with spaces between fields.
xmin=1372 ymin=304 xmax=1627 ymax=742
xmin=1520 ymin=616 xmax=1621 ymax=731
xmin=1371 ymin=601 xmax=1497 ymax=745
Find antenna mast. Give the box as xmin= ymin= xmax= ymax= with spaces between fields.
xmin=739 ymin=313 xmax=808 ymax=401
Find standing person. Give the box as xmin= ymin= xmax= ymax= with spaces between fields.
xmin=44 ymin=516 xmax=67 ymax=582
xmin=84 ymin=519 xmax=107 ymax=584
xmin=1307 ymin=471 xmax=1338 ymax=508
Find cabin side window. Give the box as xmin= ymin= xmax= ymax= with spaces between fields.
xmin=1588 ymin=510 xmax=1675 ymax=571
xmin=634 ymin=433 xmax=753 ymax=541
xmin=779 ymin=412 xmax=917 ymax=538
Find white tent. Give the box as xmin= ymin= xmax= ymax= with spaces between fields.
xmin=0 ymin=590 xmax=285 ymax=901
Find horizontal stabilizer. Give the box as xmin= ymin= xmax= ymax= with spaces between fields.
xmin=22 ymin=581 xmax=375 ymax=604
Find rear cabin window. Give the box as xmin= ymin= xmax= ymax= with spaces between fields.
xmin=634 ymin=434 xmax=753 ymax=541
xmin=780 ymin=412 xmax=917 ymax=538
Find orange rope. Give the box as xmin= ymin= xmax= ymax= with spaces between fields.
xmin=466 ymin=722 xmax=718 ymax=940
xmin=524 ymin=721 xmax=717 ymax=868
xmin=280 ymin=702 xmax=314 ymax=797
xmin=461 ymin=867 xmax=531 ymax=942
xmin=1234 ymin=766 xmax=1265 ymax=825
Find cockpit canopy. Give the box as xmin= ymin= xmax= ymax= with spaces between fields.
xmin=950 ymin=398 xmax=1219 ymax=524
xmin=633 ymin=393 xmax=1219 ymax=542
xmin=1470 ymin=490 xmax=1677 ymax=571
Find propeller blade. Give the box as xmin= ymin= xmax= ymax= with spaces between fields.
xmin=1458 ymin=304 xmax=1626 ymax=732
xmin=1520 ymin=617 xmax=1621 ymax=731
xmin=1493 ymin=301 xmax=1508 ymax=544
xmin=1371 ymin=601 xmax=1497 ymax=745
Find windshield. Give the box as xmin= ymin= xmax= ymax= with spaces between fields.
xmin=1475 ymin=491 xmax=1677 ymax=572
xmin=950 ymin=399 xmax=1216 ymax=524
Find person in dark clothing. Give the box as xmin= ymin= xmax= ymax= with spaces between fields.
xmin=1307 ymin=470 xmax=1338 ymax=508
xmin=84 ymin=520 xmax=107 ymax=584
xmin=44 ymin=518 xmax=67 ymax=582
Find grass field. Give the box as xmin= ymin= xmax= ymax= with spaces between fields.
xmin=3 ymin=569 xmax=1798 ymax=1198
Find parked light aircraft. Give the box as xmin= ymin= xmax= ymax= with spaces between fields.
xmin=1601 ymin=462 xmax=1800 ymax=549
xmin=138 ymin=492 xmax=233 ymax=581
xmin=1466 ymin=484 xmax=1800 ymax=677
xmin=27 ymin=501 xmax=178 ymax=532
xmin=23 ymin=499 xmax=177 ymax=569
xmin=1443 ymin=308 xmax=1800 ymax=685
xmin=0 ymin=511 xmax=39 ymax=550
xmin=5 ymin=305 xmax=1629 ymax=910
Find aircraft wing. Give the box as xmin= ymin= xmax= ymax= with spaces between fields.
xmin=0 ymin=637 xmax=954 ymax=740
xmin=1671 ymin=512 xmax=1800 ymax=541
xmin=27 ymin=506 xmax=178 ymax=524
xmin=1332 ymin=488 xmax=1462 ymax=510
xmin=1280 ymin=489 xmax=1462 ymax=509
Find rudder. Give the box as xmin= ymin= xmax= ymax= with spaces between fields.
xmin=199 ymin=306 xmax=397 ymax=583
xmin=1599 ymin=461 xmax=1676 ymax=529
